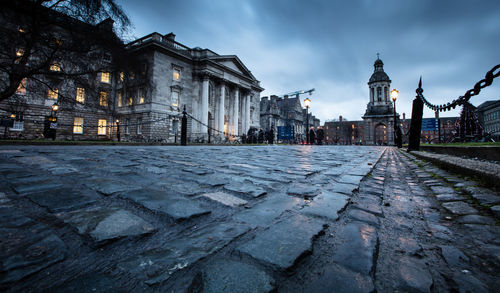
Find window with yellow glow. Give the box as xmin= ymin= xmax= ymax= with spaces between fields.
xmin=117 ymin=91 xmax=122 ymax=107
xmin=76 ymin=87 xmax=85 ymax=103
xmin=101 ymin=72 xmax=110 ymax=83
xmin=171 ymin=91 xmax=179 ymax=107
xmin=47 ymin=88 xmax=58 ymax=99
xmin=50 ymin=62 xmax=61 ymax=72
xmin=73 ymin=117 xmax=83 ymax=134
xmin=119 ymin=72 xmax=124 ymax=81
xmin=173 ymin=68 xmax=180 ymax=81
xmin=98 ymin=119 xmax=107 ymax=135
xmin=16 ymin=78 xmax=27 ymax=94
xmin=127 ymin=97 xmax=133 ymax=106
xmin=99 ymin=91 xmax=108 ymax=106
xmin=138 ymin=89 xmax=145 ymax=104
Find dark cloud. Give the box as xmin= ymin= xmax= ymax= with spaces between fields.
xmin=117 ymin=0 xmax=500 ymax=121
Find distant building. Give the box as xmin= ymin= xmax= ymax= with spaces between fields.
xmin=476 ymin=99 xmax=500 ymax=141
xmin=324 ymin=116 xmax=364 ymax=145
xmin=260 ymin=95 xmax=320 ymax=142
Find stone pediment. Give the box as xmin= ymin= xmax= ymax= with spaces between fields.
xmin=209 ymin=56 xmax=255 ymax=80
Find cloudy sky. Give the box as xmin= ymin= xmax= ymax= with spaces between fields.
xmin=116 ymin=0 xmax=500 ymax=123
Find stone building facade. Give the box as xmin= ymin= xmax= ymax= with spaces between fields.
xmin=260 ymin=95 xmax=320 ymax=142
xmin=362 ymin=57 xmax=399 ymax=145
xmin=123 ymin=33 xmax=263 ymax=143
xmin=476 ymin=99 xmax=500 ymax=141
xmin=1 ymin=2 xmax=263 ymax=142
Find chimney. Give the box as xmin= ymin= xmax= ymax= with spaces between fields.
xmin=339 ymin=115 xmax=343 ymax=123
xmin=403 ymin=113 xmax=406 ymax=120
xmin=435 ymin=111 xmax=439 ymax=119
xmin=164 ymin=32 xmax=176 ymax=41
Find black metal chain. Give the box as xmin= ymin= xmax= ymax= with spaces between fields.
xmin=185 ymin=112 xmax=245 ymax=138
xmin=417 ymin=64 xmax=500 ymax=112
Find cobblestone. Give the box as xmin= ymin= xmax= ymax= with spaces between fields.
xmin=0 ymin=145 xmax=499 ymax=292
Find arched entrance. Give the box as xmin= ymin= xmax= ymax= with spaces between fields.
xmin=374 ymin=123 xmax=387 ymax=145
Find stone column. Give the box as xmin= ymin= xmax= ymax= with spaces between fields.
xmin=218 ymin=84 xmax=225 ymax=136
xmin=241 ymin=93 xmax=247 ymax=134
xmin=245 ymin=94 xmax=251 ymax=133
xmin=201 ymin=76 xmax=209 ymax=134
xmin=234 ymin=88 xmax=239 ymax=136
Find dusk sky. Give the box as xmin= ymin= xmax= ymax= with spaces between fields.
xmin=116 ymin=0 xmax=500 ymax=123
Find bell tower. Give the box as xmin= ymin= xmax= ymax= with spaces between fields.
xmin=362 ymin=54 xmax=398 ymax=145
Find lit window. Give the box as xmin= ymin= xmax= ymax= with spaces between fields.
xmin=16 ymin=78 xmax=27 ymax=94
xmin=171 ymin=91 xmax=179 ymax=107
xmin=99 ymin=91 xmax=108 ymax=106
xmin=10 ymin=113 xmax=24 ymax=131
xmin=73 ymin=117 xmax=83 ymax=134
xmin=47 ymin=88 xmax=58 ymax=99
xmin=117 ymin=91 xmax=122 ymax=107
xmin=125 ymin=118 xmax=130 ymax=134
xmin=76 ymin=87 xmax=85 ymax=103
xmin=98 ymin=119 xmax=107 ymax=135
xmin=101 ymin=72 xmax=110 ymax=83
xmin=138 ymin=89 xmax=144 ymax=104
xmin=119 ymin=72 xmax=124 ymax=82
xmin=50 ymin=62 xmax=61 ymax=72
xmin=173 ymin=68 xmax=180 ymax=80
xmin=127 ymin=96 xmax=133 ymax=106
xmin=137 ymin=118 xmax=142 ymax=134
xmin=129 ymin=71 xmax=135 ymax=80
xmin=18 ymin=27 xmax=25 ymax=33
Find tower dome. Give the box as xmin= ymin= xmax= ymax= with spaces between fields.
xmin=369 ymin=57 xmax=390 ymax=84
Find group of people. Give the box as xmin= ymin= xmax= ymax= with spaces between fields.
xmin=242 ymin=128 xmax=274 ymax=144
xmin=306 ymin=127 xmax=325 ymax=145
xmin=241 ymin=127 xmax=326 ymax=145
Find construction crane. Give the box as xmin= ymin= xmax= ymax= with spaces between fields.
xmin=281 ymin=88 xmax=315 ymax=98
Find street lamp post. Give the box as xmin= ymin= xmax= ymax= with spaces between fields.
xmin=50 ymin=102 xmax=59 ymax=141
xmin=390 ymin=89 xmax=399 ymax=147
xmin=116 ymin=119 xmax=121 ymax=142
xmin=304 ymin=97 xmax=311 ymax=144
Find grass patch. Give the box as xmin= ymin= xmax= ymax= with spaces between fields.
xmin=422 ymin=142 xmax=500 ymax=147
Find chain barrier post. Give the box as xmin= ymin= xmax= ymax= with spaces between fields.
xmin=181 ymin=105 xmax=187 ymax=146
xmin=408 ymin=78 xmax=424 ymax=152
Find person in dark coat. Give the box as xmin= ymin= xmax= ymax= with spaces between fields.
xmin=317 ymin=127 xmax=324 ymax=145
xmin=309 ymin=128 xmax=316 ymax=144
xmin=258 ymin=129 xmax=264 ymax=144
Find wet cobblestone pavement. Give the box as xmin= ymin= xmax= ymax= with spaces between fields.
xmin=0 ymin=145 xmax=499 ymax=292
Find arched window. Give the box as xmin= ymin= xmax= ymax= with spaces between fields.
xmin=377 ymin=87 xmax=382 ymax=101
xmin=384 ymin=87 xmax=387 ymax=100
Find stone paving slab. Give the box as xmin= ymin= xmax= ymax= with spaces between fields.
xmin=330 ymin=221 xmax=378 ymax=275
xmin=234 ymin=194 xmax=302 ymax=227
xmin=302 ymin=263 xmax=374 ymax=293
xmin=0 ymin=207 xmax=67 ymax=285
xmin=85 ymin=178 xmax=136 ymax=196
xmin=301 ymin=192 xmax=349 ymax=221
xmin=117 ymin=222 xmax=250 ymax=285
xmin=198 ymin=192 xmax=247 ymax=207
xmin=26 ymin=188 xmax=97 ymax=212
xmin=196 ymin=259 xmax=275 ymax=293
xmin=236 ymin=214 xmax=325 ymax=270
xmin=58 ymin=207 xmax=154 ymax=243
xmin=224 ymin=182 xmax=266 ymax=198
xmin=120 ymin=189 xmax=210 ymax=221
xmin=442 ymin=202 xmax=478 ymax=215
